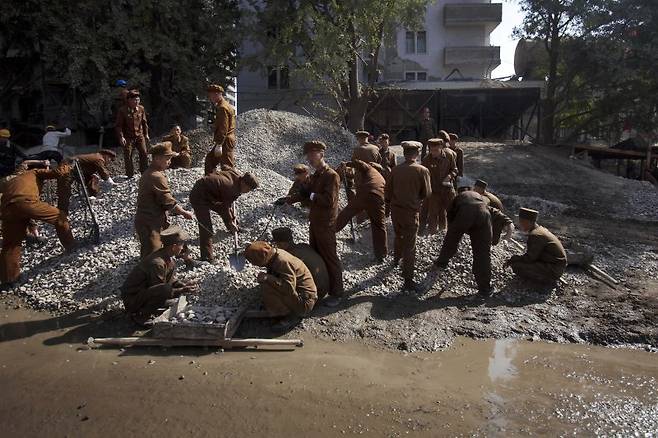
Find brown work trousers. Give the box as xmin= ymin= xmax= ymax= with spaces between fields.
xmin=57 ymin=173 xmax=100 ymax=213
xmin=122 ymin=284 xmax=174 ymax=317
xmin=1 ymin=199 xmax=74 ymax=283
xmin=510 ymin=260 xmax=564 ymax=284
xmin=123 ymin=136 xmax=148 ymax=177
xmin=191 ymin=204 xmax=222 ymax=262
xmin=420 ymin=187 xmax=455 ymax=234
xmin=336 ymin=193 xmax=387 ymax=259
xmin=309 ymin=222 xmax=344 ymax=297
xmin=134 ymin=215 xmax=167 ymax=259
xmin=437 ymin=218 xmax=492 ymax=292
xmin=391 ymin=205 xmax=419 ymax=281
xmin=204 ymin=144 xmax=235 ymax=175
xmin=170 ymin=153 xmax=192 ymax=169
xmin=261 ymin=283 xmax=316 ymax=318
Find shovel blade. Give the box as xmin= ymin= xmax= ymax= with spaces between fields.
xmin=229 ymin=253 xmax=246 ymax=271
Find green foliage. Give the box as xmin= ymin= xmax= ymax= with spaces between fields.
xmin=0 ymin=0 xmax=239 ymax=133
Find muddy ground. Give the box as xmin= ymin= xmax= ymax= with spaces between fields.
xmin=0 ymin=296 xmax=656 ymax=437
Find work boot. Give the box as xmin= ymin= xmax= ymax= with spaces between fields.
xmin=272 ymin=315 xmax=301 ymax=332
xmin=0 ymin=282 xmax=17 ymax=292
xmin=392 ymin=257 xmax=401 ymax=267
xmin=431 ymin=261 xmax=448 ymax=271
xmin=402 ymin=279 xmax=419 ymax=292
xmin=323 ymin=296 xmax=342 ymax=308
xmin=478 ymin=286 xmax=494 ymax=298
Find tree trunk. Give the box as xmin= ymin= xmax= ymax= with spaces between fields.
xmin=542 ymin=17 xmax=561 ymax=145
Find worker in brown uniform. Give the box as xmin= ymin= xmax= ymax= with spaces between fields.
xmin=432 ymin=179 xmax=494 ymax=297
xmin=419 ymin=138 xmax=457 ymax=234
xmin=0 ymin=165 xmax=75 ymax=288
xmin=134 ymin=142 xmax=194 ymax=258
xmin=206 ymin=84 xmax=236 ymax=174
xmin=121 ymin=225 xmax=199 ymax=325
xmin=352 ymin=131 xmax=382 ymax=164
xmin=473 ymin=179 xmax=504 ymax=211
xmin=115 ymin=90 xmax=150 ymax=178
xmin=285 ymin=140 xmax=344 ymax=306
xmin=57 ymin=149 xmax=117 ymax=213
xmin=245 ymin=241 xmax=318 ymax=330
xmin=336 ymin=159 xmax=387 ymax=262
xmin=417 ymin=107 xmax=436 ymax=159
xmin=271 ymin=226 xmax=330 ymax=299
xmin=162 ymin=125 xmax=192 ymax=169
xmin=385 ymin=141 xmax=432 ymax=291
xmin=506 ymin=208 xmax=567 ymax=284
xmin=449 ymin=133 xmax=464 ymax=179
xmin=277 ymin=164 xmax=311 ymax=209
xmin=189 ymin=168 xmax=259 ymax=263
xmin=377 ymin=133 xmax=397 ymax=180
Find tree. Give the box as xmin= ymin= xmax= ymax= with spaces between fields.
xmin=243 ymin=0 xmax=430 ymax=132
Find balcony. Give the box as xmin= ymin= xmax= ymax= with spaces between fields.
xmin=444 ymin=3 xmax=502 ymax=27
xmin=444 ymin=46 xmax=501 ymax=66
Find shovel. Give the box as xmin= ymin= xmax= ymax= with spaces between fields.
xmin=229 ymin=204 xmax=246 ymax=271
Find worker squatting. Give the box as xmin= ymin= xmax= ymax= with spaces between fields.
xmin=0 ymin=85 xmax=568 ymax=331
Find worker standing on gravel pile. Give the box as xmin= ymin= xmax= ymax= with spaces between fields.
xmin=205 ymin=84 xmax=236 ymax=174
xmin=448 ymin=133 xmax=464 ymax=178
xmin=271 ymin=227 xmax=330 ymax=300
xmin=506 ymin=208 xmax=567 ymax=284
xmin=386 ymin=141 xmax=432 ymax=291
xmin=419 ymin=138 xmax=457 ymax=235
xmin=245 ymin=241 xmax=318 ymax=331
xmin=56 ymin=149 xmax=117 ymax=213
xmin=135 ymin=142 xmax=194 ymax=258
xmin=377 ymin=133 xmax=397 ymax=181
xmin=189 ymin=168 xmax=259 ymax=263
xmin=121 ymin=225 xmax=199 ymax=326
xmin=285 ymin=140 xmax=344 ymax=307
xmin=162 ymin=125 xmax=192 ymax=169
xmin=417 ymin=107 xmax=436 ymax=159
xmin=0 ymin=164 xmax=75 ymax=289
xmin=336 ymin=160 xmax=388 ymax=262
xmin=473 ymin=179 xmax=504 ymax=211
xmin=432 ymin=180 xmax=495 ymax=297
xmin=115 ymin=90 xmax=149 ymax=178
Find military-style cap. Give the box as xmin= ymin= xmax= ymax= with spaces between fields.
xmin=271 ymin=227 xmax=294 ymax=243
xmin=241 ymin=172 xmax=259 ymax=189
xmin=0 ymin=129 xmax=11 ymax=138
xmin=161 ymin=224 xmax=190 ymax=246
xmin=401 ymin=141 xmax=422 ymax=151
xmin=449 ymin=133 xmax=459 ymax=140
xmin=427 ymin=138 xmax=445 ymax=146
xmin=207 ymin=84 xmax=224 ymax=93
xmin=293 ymin=164 xmax=309 ymax=174
xmin=127 ymin=90 xmax=140 ymax=99
xmin=438 ymin=130 xmax=450 ymax=142
xmin=378 ymin=133 xmax=389 ymax=140
xmin=149 ymin=141 xmax=178 ymax=157
xmin=474 ymin=179 xmax=487 ymax=189
xmin=457 ymin=177 xmax=473 ymax=189
xmin=303 ymin=140 xmax=327 ymax=154
xmin=99 ymin=149 xmax=117 ymax=159
xmin=355 ymin=130 xmax=370 ymax=138
xmin=519 ymin=207 xmax=539 ymax=222
xmin=244 ymin=241 xmax=275 ymax=266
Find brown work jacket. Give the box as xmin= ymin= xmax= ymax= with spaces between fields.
xmin=71 ymin=153 xmax=110 ymax=181
xmin=162 ymin=134 xmax=191 ymax=155
xmin=385 ymin=160 xmax=432 ymax=212
xmin=352 ymin=144 xmax=381 ymax=164
xmin=483 ymin=191 xmax=504 ymax=211
xmin=213 ymin=100 xmax=236 ymax=148
xmin=287 ymin=179 xmax=311 ymax=208
xmin=265 ymin=249 xmax=318 ymax=302
xmin=421 ymin=149 xmax=457 ymax=192
xmin=287 ymin=243 xmax=330 ymax=297
xmin=353 ymin=162 xmax=385 ymax=199
xmin=450 ymin=146 xmax=464 ymax=176
xmin=115 ymin=104 xmax=149 ymax=140
xmin=135 ymin=167 xmax=177 ymax=225
xmin=517 ymin=225 xmax=568 ymax=270
xmin=120 ymin=248 xmax=183 ymax=301
xmin=189 ymin=169 xmax=241 ymax=225
xmin=1 ymin=168 xmax=66 ymax=207
xmin=447 ymin=191 xmax=490 ymax=231
xmin=489 ymin=206 xmax=512 ymax=245
xmin=291 ymin=163 xmax=339 ymax=227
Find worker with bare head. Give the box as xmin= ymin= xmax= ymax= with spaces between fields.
xmin=245 ymin=241 xmax=318 ymax=331
xmin=505 ymin=208 xmax=567 ymax=285
xmin=121 ymin=225 xmax=199 ymax=326
xmin=419 ymin=138 xmax=457 ymax=234
xmin=417 ymin=107 xmax=436 ymax=159
xmin=205 ymin=84 xmax=236 ymax=174
xmin=283 ymin=140 xmax=344 ymax=306
xmin=115 ymin=89 xmax=150 ymax=178
xmin=163 ymin=124 xmax=192 ymax=169
xmin=271 ymin=227 xmax=330 ymax=299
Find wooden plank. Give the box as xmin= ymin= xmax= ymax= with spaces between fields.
xmin=88 ymin=337 xmax=304 ymax=349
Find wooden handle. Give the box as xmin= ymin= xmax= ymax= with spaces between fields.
xmin=89 ymin=337 xmax=304 ymax=349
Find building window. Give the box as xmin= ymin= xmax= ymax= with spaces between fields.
xmin=405 ymin=30 xmax=427 ymax=54
xmin=267 ymin=66 xmax=290 ymax=89
xmin=405 ymin=71 xmax=428 ymax=81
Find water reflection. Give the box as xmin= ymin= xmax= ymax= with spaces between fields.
xmin=488 ymin=339 xmax=518 ymax=382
